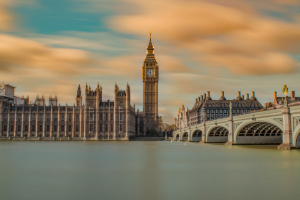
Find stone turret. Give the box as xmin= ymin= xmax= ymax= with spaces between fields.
xmin=21 ymin=95 xmax=30 ymax=105
xmin=35 ymin=94 xmax=45 ymax=106
xmin=85 ymin=83 xmax=98 ymax=108
xmin=76 ymin=84 xmax=82 ymax=106
xmin=49 ymin=94 xmax=58 ymax=106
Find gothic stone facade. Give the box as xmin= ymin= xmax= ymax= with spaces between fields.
xmin=0 ymin=34 xmax=158 ymax=140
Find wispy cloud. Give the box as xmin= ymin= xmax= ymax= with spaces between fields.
xmin=107 ymin=0 xmax=300 ymax=75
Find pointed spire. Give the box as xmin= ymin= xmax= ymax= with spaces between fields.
xmin=147 ymin=31 xmax=154 ymax=55
xmin=78 ymin=84 xmax=81 ymax=90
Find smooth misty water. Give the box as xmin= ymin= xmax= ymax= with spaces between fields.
xmin=0 ymin=141 xmax=300 ymax=200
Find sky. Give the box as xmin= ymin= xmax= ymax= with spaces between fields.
xmin=1 ymin=0 xmax=300 ymax=124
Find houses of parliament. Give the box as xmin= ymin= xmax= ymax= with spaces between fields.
xmin=0 ymin=34 xmax=160 ymax=140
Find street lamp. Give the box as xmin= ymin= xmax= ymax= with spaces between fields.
xmin=282 ymin=84 xmax=288 ymax=107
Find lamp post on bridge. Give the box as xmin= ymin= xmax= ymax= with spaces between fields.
xmin=282 ymin=84 xmax=288 ymax=107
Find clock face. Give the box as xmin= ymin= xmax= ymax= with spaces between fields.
xmin=146 ymin=69 xmax=154 ymax=77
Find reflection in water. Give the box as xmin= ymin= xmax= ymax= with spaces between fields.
xmin=0 ymin=141 xmax=300 ymax=200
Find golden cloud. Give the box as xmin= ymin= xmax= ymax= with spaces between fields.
xmin=108 ymin=0 xmax=300 ymax=76
xmin=0 ymin=34 xmax=93 ymax=75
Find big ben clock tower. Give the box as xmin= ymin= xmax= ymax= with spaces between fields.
xmin=143 ymin=32 xmax=159 ymax=133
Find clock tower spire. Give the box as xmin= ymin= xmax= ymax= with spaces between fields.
xmin=142 ymin=31 xmax=159 ymax=134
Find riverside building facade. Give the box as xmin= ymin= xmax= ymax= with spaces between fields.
xmin=0 ymin=34 xmax=159 ymax=140
xmin=175 ymin=91 xmax=263 ymax=129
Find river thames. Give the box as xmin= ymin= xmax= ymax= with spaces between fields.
xmin=0 ymin=141 xmax=299 ymax=200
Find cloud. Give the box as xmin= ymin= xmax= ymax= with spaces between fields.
xmin=107 ymin=0 xmax=300 ymax=76
xmin=198 ymin=52 xmax=297 ymax=75
xmin=0 ymin=34 xmax=94 ymax=75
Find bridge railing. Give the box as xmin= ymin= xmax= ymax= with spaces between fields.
xmin=175 ymin=103 xmax=300 ymax=131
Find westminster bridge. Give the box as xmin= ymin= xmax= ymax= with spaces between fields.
xmin=173 ymin=103 xmax=300 ymax=150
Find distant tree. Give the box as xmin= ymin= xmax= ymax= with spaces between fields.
xmin=146 ymin=128 xmax=159 ymax=137
xmin=167 ymin=124 xmax=176 ymax=132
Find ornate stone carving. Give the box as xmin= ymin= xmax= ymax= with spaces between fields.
xmin=293 ymin=117 xmax=300 ymax=131
xmin=274 ymin=118 xmax=283 ymax=125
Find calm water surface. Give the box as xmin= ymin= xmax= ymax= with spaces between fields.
xmin=0 ymin=141 xmax=300 ymax=200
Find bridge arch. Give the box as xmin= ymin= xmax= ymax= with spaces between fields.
xmin=234 ymin=121 xmax=283 ymax=144
xmin=293 ymin=124 xmax=300 ymax=147
xmin=206 ymin=125 xmax=229 ymax=143
xmin=191 ymin=129 xmax=202 ymax=142
xmin=181 ymin=132 xmax=188 ymax=141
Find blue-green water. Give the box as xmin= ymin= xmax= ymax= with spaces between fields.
xmin=0 ymin=141 xmax=300 ymax=200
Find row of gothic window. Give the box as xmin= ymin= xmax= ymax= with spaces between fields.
xmin=3 ymin=124 xmax=124 ymax=132
xmin=2 ymin=113 xmax=125 ymax=121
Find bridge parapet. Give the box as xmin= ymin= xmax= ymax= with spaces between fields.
xmin=172 ymin=105 xmax=300 ymax=149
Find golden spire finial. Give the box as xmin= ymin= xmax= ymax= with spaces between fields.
xmin=147 ymin=31 xmax=154 ymax=54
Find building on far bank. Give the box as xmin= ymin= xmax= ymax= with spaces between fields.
xmin=272 ymin=91 xmax=300 ymax=108
xmin=0 ymin=34 xmax=160 ymax=140
xmin=175 ymin=91 xmax=263 ymax=129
